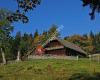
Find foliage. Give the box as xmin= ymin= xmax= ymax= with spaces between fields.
xmin=0 ymin=9 xmax=14 ymax=63
xmin=94 ymin=32 xmax=100 ymax=53
xmin=48 ymin=24 xmax=60 ymax=38
xmin=64 ymin=31 xmax=100 ymax=54
xmin=0 ymin=9 xmax=12 ymax=27
xmin=12 ymin=32 xmax=33 ymax=59
xmin=82 ymin=0 xmax=100 ymax=19
xmin=33 ymin=29 xmax=40 ymax=45
xmin=7 ymin=0 xmax=41 ymax=23
xmin=1 ymin=27 xmax=100 ymax=61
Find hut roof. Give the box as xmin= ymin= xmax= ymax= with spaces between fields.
xmin=58 ymin=39 xmax=86 ymax=55
xmin=43 ymin=37 xmax=87 ymax=55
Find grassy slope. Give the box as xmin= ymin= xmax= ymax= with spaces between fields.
xmin=0 ymin=59 xmax=100 ymax=80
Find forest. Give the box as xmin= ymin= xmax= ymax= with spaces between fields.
xmin=0 ymin=23 xmax=100 ymax=63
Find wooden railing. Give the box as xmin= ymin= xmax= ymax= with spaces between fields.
xmin=28 ymin=55 xmax=79 ymax=60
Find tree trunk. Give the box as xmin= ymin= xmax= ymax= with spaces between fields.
xmin=1 ymin=48 xmax=6 ymax=64
xmin=16 ymin=50 xmax=21 ymax=61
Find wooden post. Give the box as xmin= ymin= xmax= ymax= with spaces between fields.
xmin=89 ymin=55 xmax=92 ymax=61
xmin=77 ymin=56 xmax=79 ymax=61
xmin=1 ymin=48 xmax=6 ymax=64
xmin=16 ymin=50 xmax=21 ymax=61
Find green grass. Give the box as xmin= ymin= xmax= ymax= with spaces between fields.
xmin=0 ymin=59 xmax=100 ymax=80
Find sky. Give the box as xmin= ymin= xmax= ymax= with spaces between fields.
xmin=0 ymin=0 xmax=100 ymax=37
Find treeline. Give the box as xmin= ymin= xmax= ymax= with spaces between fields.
xmin=0 ymin=8 xmax=60 ymax=64
xmin=64 ymin=31 xmax=100 ymax=55
xmin=0 ymin=24 xmax=60 ymax=63
xmin=0 ymin=22 xmax=100 ymax=64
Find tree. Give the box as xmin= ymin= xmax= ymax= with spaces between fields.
xmin=6 ymin=36 xmax=15 ymax=60
xmin=14 ymin=31 xmax=22 ymax=61
xmin=64 ymin=35 xmax=87 ymax=51
xmin=41 ymin=31 xmax=48 ymax=44
xmin=33 ymin=29 xmax=39 ymax=39
xmin=0 ymin=0 xmax=41 ymax=62
xmin=0 ymin=9 xmax=12 ymax=27
xmin=14 ymin=32 xmax=34 ymax=60
xmin=48 ymin=24 xmax=60 ymax=38
xmin=87 ymin=31 xmax=96 ymax=54
xmin=20 ymin=33 xmax=33 ymax=59
xmin=33 ymin=29 xmax=40 ymax=45
xmin=64 ymin=33 xmax=96 ymax=55
xmin=0 ymin=9 xmax=13 ymax=64
xmin=7 ymin=0 xmax=41 ymax=23
xmin=82 ymin=0 xmax=100 ymax=19
xmin=94 ymin=32 xmax=100 ymax=53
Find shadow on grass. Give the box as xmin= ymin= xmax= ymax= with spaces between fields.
xmin=69 ymin=72 xmax=100 ymax=80
xmin=0 ymin=75 xmax=3 ymax=78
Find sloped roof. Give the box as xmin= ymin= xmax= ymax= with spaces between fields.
xmin=43 ymin=37 xmax=87 ymax=55
xmin=58 ymin=39 xmax=87 ymax=55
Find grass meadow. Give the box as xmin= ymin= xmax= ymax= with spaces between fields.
xmin=0 ymin=59 xmax=100 ymax=80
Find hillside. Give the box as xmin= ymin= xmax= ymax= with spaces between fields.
xmin=0 ymin=59 xmax=100 ymax=80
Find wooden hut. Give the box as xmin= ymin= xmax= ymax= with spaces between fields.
xmin=43 ymin=38 xmax=87 ymax=57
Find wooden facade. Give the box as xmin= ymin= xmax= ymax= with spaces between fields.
xmin=44 ymin=39 xmax=86 ymax=57
xmin=44 ymin=40 xmax=66 ymax=56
